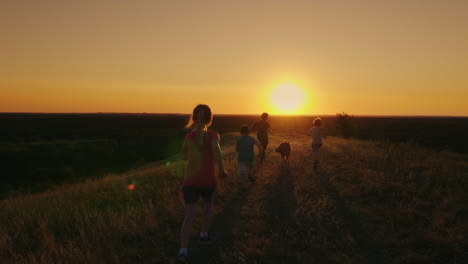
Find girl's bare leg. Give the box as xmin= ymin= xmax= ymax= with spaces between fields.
xmin=181 ymin=203 xmax=197 ymax=248
xmin=201 ymin=197 xmax=213 ymax=233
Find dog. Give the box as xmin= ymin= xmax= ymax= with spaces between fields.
xmin=275 ymin=141 xmax=291 ymax=161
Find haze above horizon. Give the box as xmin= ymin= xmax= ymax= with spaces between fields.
xmin=1 ymin=0 xmax=467 ymax=116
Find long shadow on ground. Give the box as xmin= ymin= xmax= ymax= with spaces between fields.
xmin=262 ymin=161 xmax=301 ymax=262
xmin=188 ymin=183 xmax=254 ymax=263
xmin=317 ymin=169 xmax=385 ymax=263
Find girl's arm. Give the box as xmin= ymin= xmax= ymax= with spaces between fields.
xmin=211 ymin=137 xmax=228 ymax=178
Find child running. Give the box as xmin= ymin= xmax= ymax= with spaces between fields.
xmin=236 ymin=125 xmax=263 ymax=182
xmin=307 ymin=117 xmax=326 ymax=170
xmin=178 ymin=104 xmax=228 ymax=263
xmin=252 ymin=112 xmax=272 ymax=160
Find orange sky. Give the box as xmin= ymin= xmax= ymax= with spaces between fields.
xmin=1 ymin=0 xmax=467 ymax=116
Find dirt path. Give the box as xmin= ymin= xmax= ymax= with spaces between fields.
xmin=188 ymin=182 xmax=254 ymax=263
xmin=174 ymin=133 xmax=386 ymax=263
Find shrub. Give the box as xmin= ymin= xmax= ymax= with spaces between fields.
xmin=336 ymin=112 xmax=354 ymax=138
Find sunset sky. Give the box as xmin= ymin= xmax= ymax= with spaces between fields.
xmin=1 ymin=0 xmax=467 ymax=116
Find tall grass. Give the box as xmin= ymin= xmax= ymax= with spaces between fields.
xmin=1 ymin=133 xmax=467 ymax=263
xmin=0 ymin=132 xmax=242 ymax=263
xmin=293 ymin=136 xmax=468 ymax=263
xmin=0 ymin=163 xmax=186 ymax=263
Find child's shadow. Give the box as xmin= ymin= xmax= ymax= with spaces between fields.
xmin=188 ymin=181 xmax=254 ymax=262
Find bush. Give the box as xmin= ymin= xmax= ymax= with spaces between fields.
xmin=336 ymin=112 xmax=354 ymax=138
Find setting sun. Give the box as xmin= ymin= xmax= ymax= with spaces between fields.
xmin=269 ymin=83 xmax=308 ymax=115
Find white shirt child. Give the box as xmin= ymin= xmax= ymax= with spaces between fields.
xmin=308 ymin=127 xmax=323 ymax=144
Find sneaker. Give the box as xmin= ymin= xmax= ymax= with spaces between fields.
xmin=199 ymin=234 xmax=215 ymax=244
xmin=177 ymin=253 xmax=188 ymax=263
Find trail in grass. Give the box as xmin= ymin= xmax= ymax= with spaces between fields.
xmin=162 ymin=133 xmax=387 ymax=263
xmin=177 ymin=135 xmax=301 ymax=263
xmin=187 ymin=182 xmax=254 ymax=263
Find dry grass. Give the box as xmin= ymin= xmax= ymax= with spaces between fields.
xmin=292 ymin=136 xmax=468 ymax=263
xmin=1 ymin=133 xmax=467 ymax=263
xmin=0 ymin=164 xmax=185 ymax=263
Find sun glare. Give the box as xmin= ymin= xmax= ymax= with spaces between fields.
xmin=269 ymin=83 xmax=307 ymax=114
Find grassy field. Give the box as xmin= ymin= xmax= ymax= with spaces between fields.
xmin=1 ymin=132 xmax=467 ymax=263
xmin=2 ymin=114 xmax=467 ymax=200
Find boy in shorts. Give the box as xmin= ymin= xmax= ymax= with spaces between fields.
xmin=252 ymin=112 xmax=271 ymax=160
xmin=236 ymin=125 xmax=263 ymax=182
xmin=307 ymin=117 xmax=326 ymax=170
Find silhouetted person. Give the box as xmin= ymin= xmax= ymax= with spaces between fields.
xmin=178 ymin=104 xmax=228 ymax=263
xmin=236 ymin=125 xmax=263 ymax=182
xmin=252 ymin=112 xmax=271 ymax=160
xmin=307 ymin=117 xmax=326 ymax=170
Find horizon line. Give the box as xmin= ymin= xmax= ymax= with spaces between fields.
xmin=0 ymin=112 xmax=467 ymax=118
